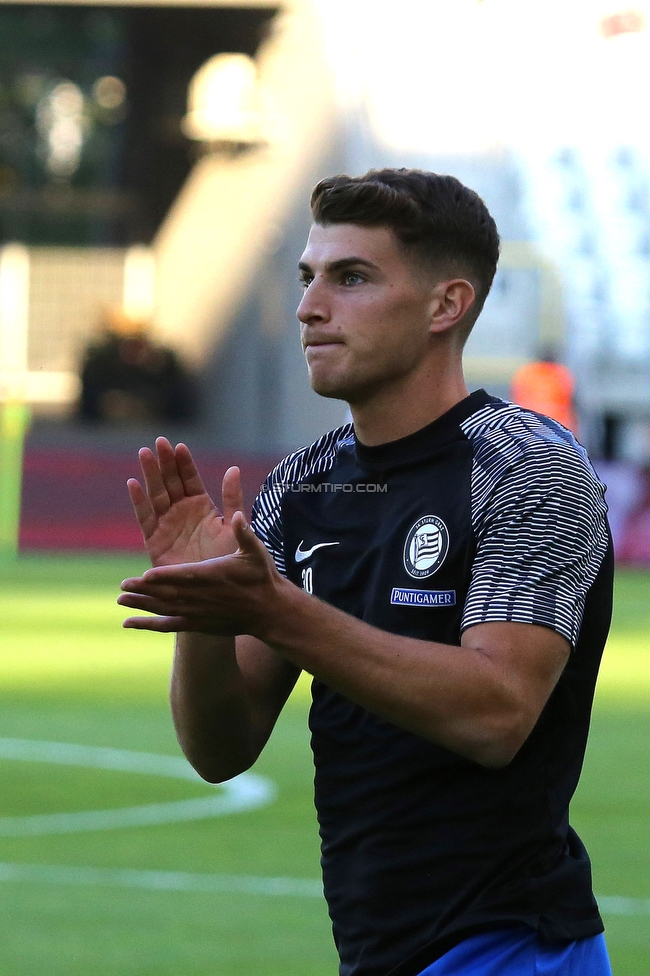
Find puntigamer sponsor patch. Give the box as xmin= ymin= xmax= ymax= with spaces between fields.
xmin=390 ymin=588 xmax=456 ymax=607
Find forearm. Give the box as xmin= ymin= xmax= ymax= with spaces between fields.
xmin=171 ymin=632 xmax=257 ymax=783
xmin=262 ymin=582 xmax=534 ymax=768
xmin=120 ymin=520 xmax=566 ymax=768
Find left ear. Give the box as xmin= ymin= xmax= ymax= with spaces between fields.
xmin=428 ymin=279 xmax=476 ymax=335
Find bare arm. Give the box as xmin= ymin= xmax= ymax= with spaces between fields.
xmin=170 ymin=633 xmax=299 ymax=783
xmin=126 ymin=439 xmax=299 ymax=781
xmin=119 ymin=515 xmax=570 ymax=769
xmin=264 ymin=588 xmax=568 ymax=768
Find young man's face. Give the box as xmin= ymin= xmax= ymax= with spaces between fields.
xmin=297 ymin=223 xmax=440 ymax=405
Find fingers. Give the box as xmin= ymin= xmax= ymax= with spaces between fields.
xmin=121 ymin=562 xmax=212 ymax=589
xmin=122 ymin=614 xmax=189 ymax=633
xmin=155 ymin=437 xmax=186 ymax=505
xmin=118 ymin=586 xmax=210 ymax=618
xmin=175 ymin=443 xmax=210 ymax=498
xmin=232 ymin=511 xmax=254 ymax=551
xmin=118 ymin=585 xmax=234 ymax=632
xmin=126 ymin=478 xmax=157 ymax=541
xmin=117 ymin=591 xmax=172 ymax=614
xmin=117 ymin=535 xmax=270 ymax=635
xmin=122 ymin=614 xmax=231 ymax=635
xmin=221 ymin=466 xmax=245 ymax=523
xmin=232 ymin=512 xmax=271 ymax=564
xmin=119 ymin=562 xmax=222 ymax=606
xmin=138 ymin=444 xmax=172 ymax=519
xmin=134 ymin=438 xmax=215 ymax=518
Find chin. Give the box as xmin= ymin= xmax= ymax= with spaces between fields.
xmin=309 ymin=375 xmax=351 ymax=400
xmin=308 ymin=369 xmax=374 ymax=404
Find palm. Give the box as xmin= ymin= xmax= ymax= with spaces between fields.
xmin=146 ymin=494 xmax=235 ymax=567
xmin=128 ymin=439 xmax=245 ymax=569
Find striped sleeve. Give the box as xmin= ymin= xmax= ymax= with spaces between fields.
xmin=250 ymin=463 xmax=287 ymax=576
xmin=461 ymin=432 xmax=609 ymax=646
xmin=250 ymin=424 xmax=354 ymax=577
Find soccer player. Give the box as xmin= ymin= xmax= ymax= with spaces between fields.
xmin=118 ymin=170 xmax=614 ymax=976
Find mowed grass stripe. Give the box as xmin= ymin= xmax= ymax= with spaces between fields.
xmin=0 ymin=562 xmax=645 ymax=705
xmin=0 ymin=738 xmax=276 ymax=832
xmin=0 ymin=556 xmax=648 ymax=976
xmin=1 ymin=861 xmax=649 ymax=919
xmin=0 ymin=862 xmax=323 ymax=897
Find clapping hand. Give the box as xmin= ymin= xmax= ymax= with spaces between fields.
xmin=120 ymin=438 xmax=286 ymax=635
xmin=127 ymin=437 xmax=244 ymax=567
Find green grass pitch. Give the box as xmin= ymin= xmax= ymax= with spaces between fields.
xmin=0 ymin=555 xmax=648 ymax=975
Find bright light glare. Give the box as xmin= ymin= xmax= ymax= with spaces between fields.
xmin=36 ymin=81 xmax=87 ymax=179
xmin=486 ymin=0 xmax=650 ymax=153
xmin=92 ymin=75 xmax=126 ymax=111
xmin=123 ymin=246 xmax=156 ymax=323
xmin=314 ymin=0 xmax=650 ymax=155
xmin=182 ymin=53 xmax=262 ymax=143
xmin=315 ymin=0 xmax=495 ymax=153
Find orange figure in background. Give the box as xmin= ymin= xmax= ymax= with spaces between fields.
xmin=510 ymin=353 xmax=578 ymax=434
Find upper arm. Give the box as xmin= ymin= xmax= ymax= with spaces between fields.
xmin=456 ymin=436 xmax=608 ymax=761
xmin=461 ymin=436 xmax=609 ymax=647
xmin=461 ymin=621 xmax=570 ymax=755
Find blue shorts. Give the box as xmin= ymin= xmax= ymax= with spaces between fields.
xmin=416 ymin=928 xmax=613 ymax=976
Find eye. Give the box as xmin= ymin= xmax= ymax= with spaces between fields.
xmin=298 ymin=274 xmax=313 ymax=289
xmin=342 ymin=272 xmax=365 ymax=286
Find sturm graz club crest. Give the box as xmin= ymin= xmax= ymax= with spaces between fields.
xmin=403 ymin=516 xmax=449 ymax=579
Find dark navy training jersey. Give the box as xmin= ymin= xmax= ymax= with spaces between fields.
xmin=251 ymin=390 xmax=613 ymax=976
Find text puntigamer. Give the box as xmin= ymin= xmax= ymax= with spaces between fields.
xmin=390 ymin=588 xmax=457 ymax=607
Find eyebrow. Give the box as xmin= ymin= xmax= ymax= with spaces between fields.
xmin=298 ymin=257 xmax=380 ymax=274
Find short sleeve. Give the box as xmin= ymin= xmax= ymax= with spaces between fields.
xmin=461 ymin=441 xmax=609 ymax=646
xmin=251 ymin=469 xmax=287 ymax=577
xmin=249 ymin=424 xmax=354 ymax=578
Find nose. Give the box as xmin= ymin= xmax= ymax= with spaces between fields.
xmin=297 ymin=278 xmax=329 ymax=325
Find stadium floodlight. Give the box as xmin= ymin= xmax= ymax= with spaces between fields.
xmin=181 ymin=53 xmax=265 ymax=152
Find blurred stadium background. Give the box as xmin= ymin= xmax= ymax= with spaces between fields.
xmin=0 ymin=0 xmax=649 ymax=972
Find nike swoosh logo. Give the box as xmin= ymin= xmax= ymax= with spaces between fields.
xmin=295 ymin=541 xmax=340 ymax=563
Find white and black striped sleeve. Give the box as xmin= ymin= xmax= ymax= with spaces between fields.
xmin=250 ymin=460 xmax=290 ymax=577
xmin=250 ymin=424 xmax=354 ymax=578
xmin=461 ymin=439 xmax=609 ymax=646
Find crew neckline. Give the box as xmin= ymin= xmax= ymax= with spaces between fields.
xmin=353 ymin=389 xmax=494 ymax=466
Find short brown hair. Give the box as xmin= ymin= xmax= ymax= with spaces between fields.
xmin=310 ymin=168 xmax=500 ymax=317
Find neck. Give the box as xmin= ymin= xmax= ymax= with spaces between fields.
xmin=350 ymin=358 xmax=469 ymax=447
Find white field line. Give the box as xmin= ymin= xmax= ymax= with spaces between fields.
xmin=0 ymin=862 xmax=644 ymax=914
xmin=597 ymin=895 xmax=650 ymax=916
xmin=0 ymin=862 xmax=323 ymax=898
xmin=0 ymin=738 xmax=276 ymax=834
xmin=0 ymin=737 xmax=217 ymax=780
xmin=0 ymin=740 xmax=647 ymax=914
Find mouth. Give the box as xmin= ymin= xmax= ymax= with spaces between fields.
xmin=304 ymin=342 xmax=345 ymax=365
xmin=304 ymin=339 xmax=345 ymax=352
